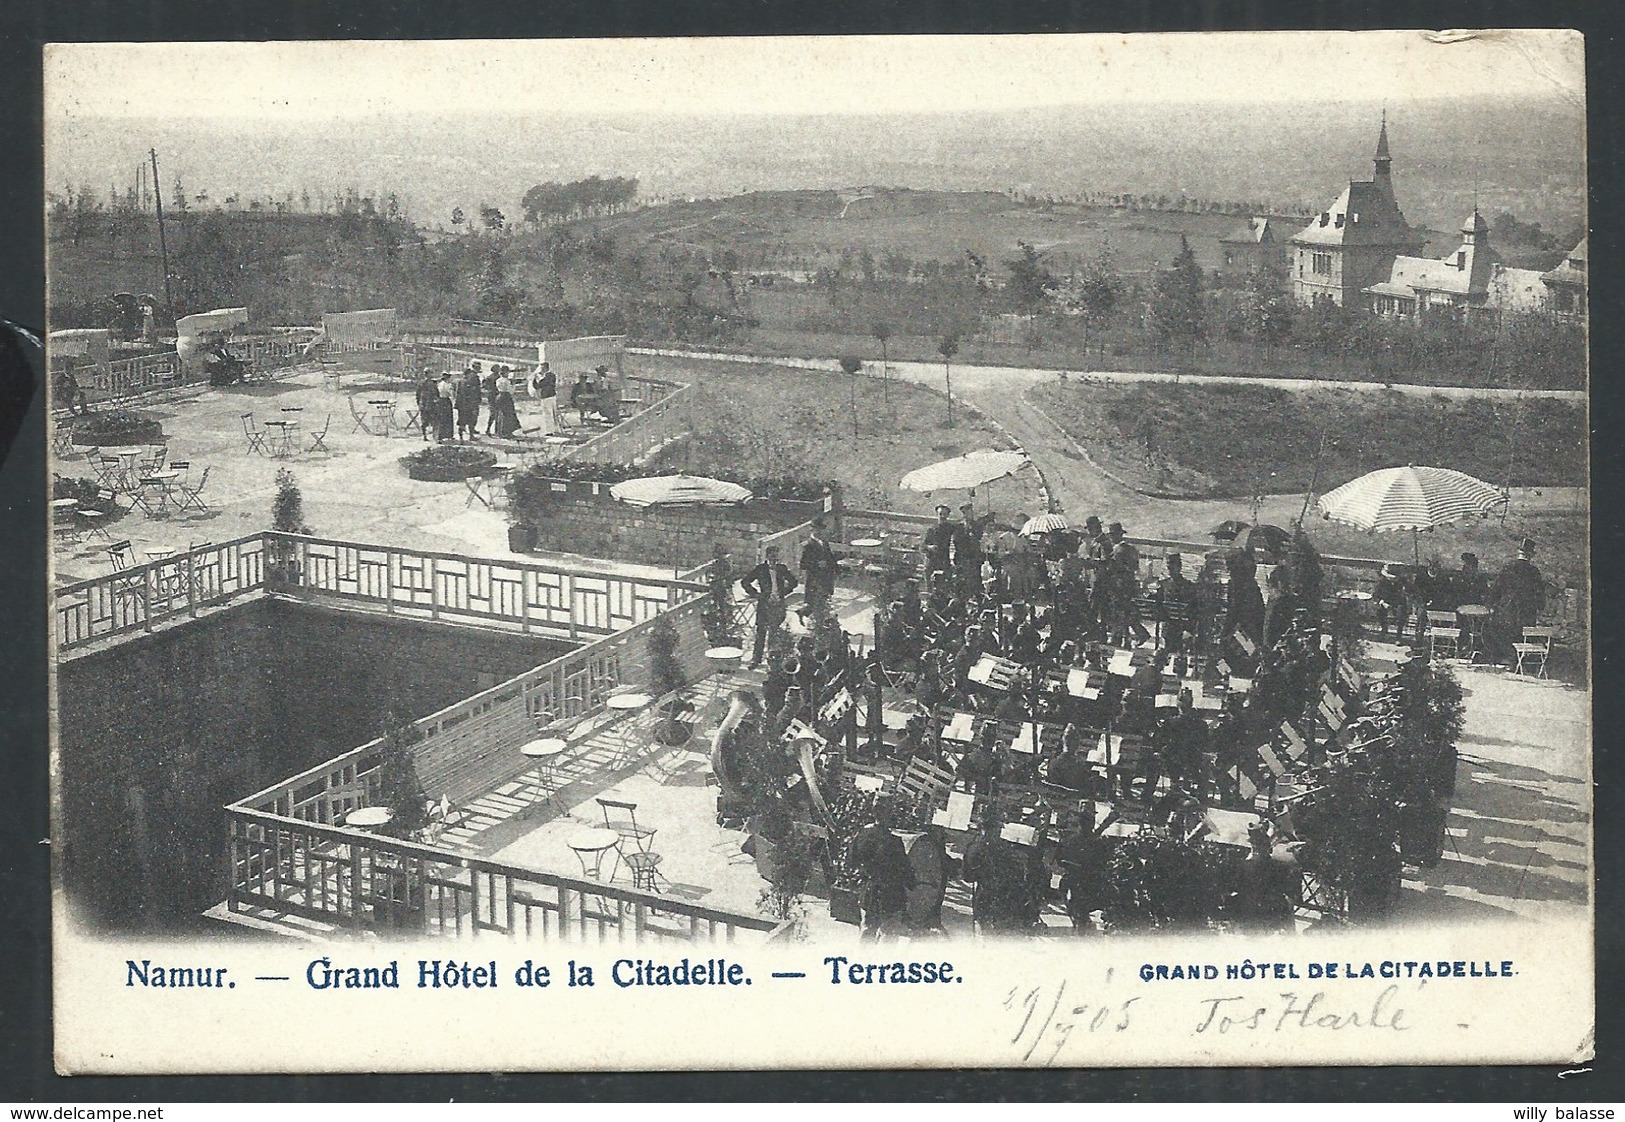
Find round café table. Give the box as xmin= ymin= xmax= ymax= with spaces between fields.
xmin=345 ymin=806 xmax=395 ymax=830
xmin=1457 ymin=603 xmax=1492 ymax=660
xmin=520 ymin=737 xmax=568 ymax=813
xmin=606 ymin=692 xmax=652 ymax=714
xmin=566 ymin=827 xmax=620 ymax=880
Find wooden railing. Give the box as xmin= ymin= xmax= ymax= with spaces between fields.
xmin=226 ymin=807 xmax=783 ymax=943
xmin=75 ymin=331 xmax=321 ymax=405
xmin=54 ymin=535 xmax=269 ymax=651
xmin=233 ymin=595 xmax=706 ymax=815
xmin=558 ymin=381 xmax=692 ymax=466
xmin=270 ymin=532 xmax=704 ymax=639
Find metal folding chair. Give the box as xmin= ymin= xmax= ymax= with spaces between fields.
xmin=307 ymin=414 xmax=332 ymax=453
xmin=240 ymin=413 xmax=268 ymax=455
xmin=1513 ymin=626 xmax=1555 ymax=678
xmin=175 ymin=466 xmax=211 ymax=513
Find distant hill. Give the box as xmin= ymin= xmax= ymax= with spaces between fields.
xmin=48 ymin=92 xmax=1584 ymax=235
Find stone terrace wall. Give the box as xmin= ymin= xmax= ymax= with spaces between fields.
xmin=524 ymin=478 xmax=821 ymax=570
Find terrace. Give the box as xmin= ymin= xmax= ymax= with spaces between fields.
xmin=50 ymin=342 xmax=1590 ymax=946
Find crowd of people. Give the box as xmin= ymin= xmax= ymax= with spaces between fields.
xmin=709 ymin=508 xmax=1344 ymax=939
xmin=410 ymin=360 xmax=623 ymax=444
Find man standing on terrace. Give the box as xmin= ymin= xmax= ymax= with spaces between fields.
xmin=799 ymin=517 xmax=838 ymax=617
xmin=741 ymin=544 xmax=798 ymax=670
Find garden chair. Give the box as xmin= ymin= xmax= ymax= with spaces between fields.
xmin=175 ymin=466 xmax=211 ymax=514
xmin=1425 ymin=610 xmax=1460 ymax=660
xmin=307 ymin=414 xmax=332 ymax=453
xmin=595 ymin=797 xmax=656 ymax=882
xmin=240 ymin=413 xmax=268 ymax=456
xmin=76 ymin=490 xmax=118 ymax=541
xmin=1512 ymin=626 xmax=1555 ymax=678
xmin=51 ymin=424 xmax=75 ymax=457
xmin=346 ymin=394 xmax=376 ymax=435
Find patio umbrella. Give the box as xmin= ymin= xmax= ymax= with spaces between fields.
xmin=1020 ymin=513 xmax=1070 ymax=537
xmin=900 ymin=449 xmax=1030 ymax=494
xmin=609 ymin=474 xmax=752 ymax=508
xmin=610 ymin=475 xmax=753 ymax=576
xmin=1317 ymin=465 xmax=1504 ymax=561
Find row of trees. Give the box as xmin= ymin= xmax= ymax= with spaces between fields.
xmin=519 ymin=175 xmax=640 ymax=226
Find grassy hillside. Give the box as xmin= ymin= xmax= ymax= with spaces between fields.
xmin=1028 ymin=380 xmax=1587 ymax=498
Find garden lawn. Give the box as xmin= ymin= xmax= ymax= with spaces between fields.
xmin=634 ymin=355 xmax=1041 ymax=515
xmin=1028 ymin=380 xmax=1588 ymax=499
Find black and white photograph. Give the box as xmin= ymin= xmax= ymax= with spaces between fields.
xmin=42 ymin=31 xmax=1592 ymax=1072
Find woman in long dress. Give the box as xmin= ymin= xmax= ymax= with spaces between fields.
xmin=492 ymin=370 xmax=522 ymax=440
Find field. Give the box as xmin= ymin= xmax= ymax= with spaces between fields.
xmin=637 ymin=355 xmax=1040 ymax=516
xmin=1027 ymin=380 xmax=1588 ymax=499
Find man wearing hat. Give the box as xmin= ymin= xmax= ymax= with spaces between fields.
xmin=1102 ymin=522 xmax=1145 ymax=644
xmin=1158 ymin=552 xmax=1196 ymax=651
xmin=954 ymin=502 xmax=984 ymax=593
xmin=1081 ymin=515 xmax=1108 ymax=561
xmin=798 ymin=516 xmax=839 ymax=616
xmin=1487 ymin=539 xmax=1544 ymax=665
xmin=923 ymin=505 xmax=956 ymax=590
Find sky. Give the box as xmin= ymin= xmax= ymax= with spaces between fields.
xmin=45 ymin=31 xmax=1584 ymax=121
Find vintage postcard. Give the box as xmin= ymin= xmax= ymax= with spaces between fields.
xmin=44 ymin=31 xmax=1590 ymax=1072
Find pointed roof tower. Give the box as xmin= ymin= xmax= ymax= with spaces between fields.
xmin=1374 ymin=110 xmax=1392 ymax=178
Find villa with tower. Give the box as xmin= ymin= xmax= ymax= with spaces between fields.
xmin=1291 ymin=118 xmax=1586 ymax=322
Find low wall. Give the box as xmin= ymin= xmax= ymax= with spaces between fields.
xmin=521 ymin=479 xmax=821 ymax=570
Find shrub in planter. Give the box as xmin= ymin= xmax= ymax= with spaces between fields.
xmin=402 ymin=444 xmax=498 ymax=482
xmin=70 ymin=409 xmax=164 ymax=446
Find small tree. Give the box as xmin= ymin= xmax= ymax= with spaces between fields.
xmin=1154 ymin=234 xmax=1207 ymax=365
xmin=838 ymin=355 xmax=863 ymax=439
xmin=937 ymin=331 xmax=960 ymax=427
xmin=377 ymin=705 xmax=429 ymax=840
xmin=871 ymin=320 xmax=893 ymax=420
xmin=271 ymin=468 xmax=310 ymax=534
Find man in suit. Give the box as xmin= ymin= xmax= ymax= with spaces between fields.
xmin=923 ymin=504 xmax=955 ymax=589
xmin=799 ymin=516 xmax=839 ymax=616
xmin=741 ymin=544 xmax=798 ymax=669
xmin=1488 ymin=538 xmax=1544 ymax=665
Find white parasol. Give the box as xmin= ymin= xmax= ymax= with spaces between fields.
xmin=900 ymin=448 xmax=1030 ymax=494
xmin=609 ymin=474 xmax=752 ymax=508
xmin=1317 ymin=465 xmax=1505 ymax=561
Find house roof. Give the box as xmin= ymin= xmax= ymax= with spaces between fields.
xmin=1291 ymin=179 xmax=1417 ymax=248
xmin=1541 ymin=236 xmax=1588 ymax=287
xmin=1221 ymin=216 xmax=1279 ymax=245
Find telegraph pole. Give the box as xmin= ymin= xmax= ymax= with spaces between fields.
xmin=150 ymin=149 xmax=174 ymax=324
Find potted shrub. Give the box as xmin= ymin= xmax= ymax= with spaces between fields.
xmin=70 ymin=408 xmax=164 ymax=447
xmin=266 ymin=468 xmax=310 ymax=583
xmin=646 ymin=616 xmax=696 ymax=747
xmin=51 ymin=475 xmax=120 ymax=516
xmin=401 ymin=444 xmax=498 ymax=482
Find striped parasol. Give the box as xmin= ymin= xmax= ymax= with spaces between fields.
xmin=1317 ymin=466 xmax=1504 ymax=559
xmin=1020 ymin=513 xmax=1070 ymax=536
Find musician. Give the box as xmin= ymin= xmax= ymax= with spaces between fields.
xmin=848 ymin=801 xmax=915 ymax=942
xmin=923 ymin=505 xmax=956 ymax=587
xmin=961 ymin=815 xmax=1045 ymax=936
xmin=1157 ymin=553 xmax=1197 ymax=652
xmin=1054 ymin=811 xmax=1108 ymax=934
xmin=711 ymin=690 xmax=763 ymax=828
xmin=954 ymin=502 xmax=985 ymax=593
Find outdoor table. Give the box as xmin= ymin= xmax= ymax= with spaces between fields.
xmin=520 ymin=737 xmax=568 ymax=813
xmin=345 ymin=806 xmax=395 ymax=829
xmin=1457 ymin=604 xmax=1492 ymax=660
xmin=606 ymin=692 xmax=652 ymax=713
xmin=369 ymin=399 xmax=396 ymax=436
xmin=114 ymin=448 xmax=145 ymax=491
xmin=464 ymin=462 xmax=511 ymax=509
xmin=263 ymin=420 xmax=296 ymax=457
xmin=705 ymin=646 xmax=744 ymax=673
xmin=566 ymin=827 xmax=620 ymax=880
xmin=144 ymin=468 xmax=181 ymax=511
